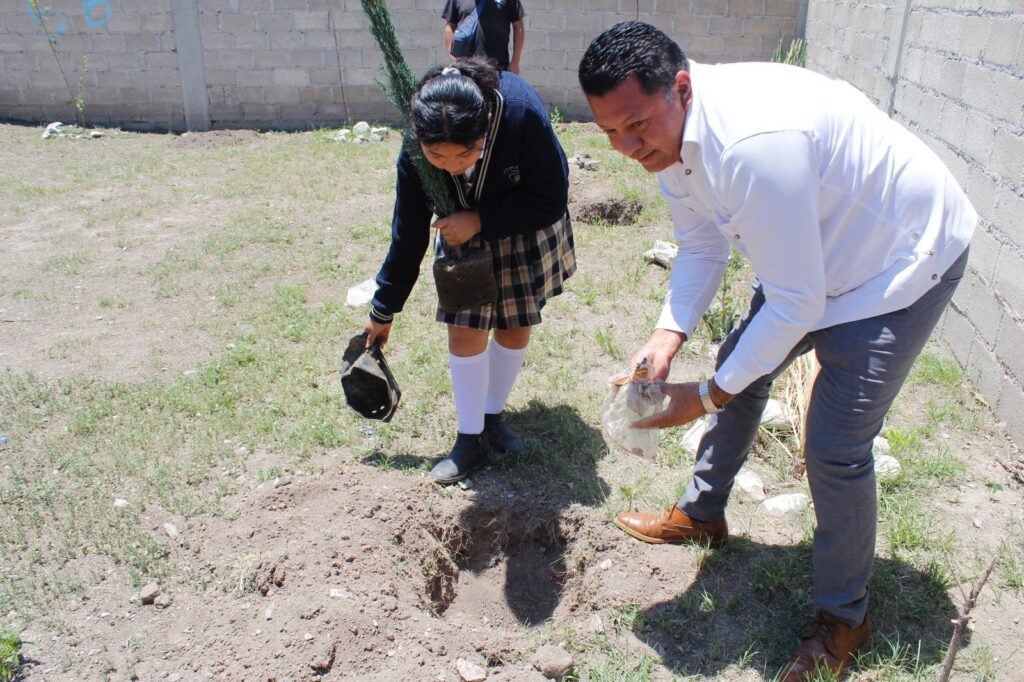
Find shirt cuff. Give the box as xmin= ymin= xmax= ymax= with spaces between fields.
xmin=369 ymin=307 xmax=394 ymax=324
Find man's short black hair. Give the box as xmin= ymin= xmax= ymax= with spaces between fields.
xmin=578 ymin=21 xmax=689 ymax=97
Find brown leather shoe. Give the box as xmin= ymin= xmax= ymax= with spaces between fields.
xmin=614 ymin=506 xmax=728 ymax=547
xmin=779 ymin=611 xmax=871 ymax=682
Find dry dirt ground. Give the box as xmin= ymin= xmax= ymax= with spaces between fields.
xmin=1 ymin=124 xmax=1022 ymax=681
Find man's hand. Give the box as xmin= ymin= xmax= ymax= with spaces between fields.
xmin=629 ymin=328 xmax=686 ymax=381
xmin=434 ymin=210 xmax=482 ymax=247
xmin=364 ymin=318 xmax=392 ymax=348
xmin=632 ymin=382 xmax=705 ymax=429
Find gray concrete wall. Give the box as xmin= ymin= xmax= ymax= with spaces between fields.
xmin=0 ymin=0 xmax=803 ymax=131
xmin=806 ymin=0 xmax=1024 ymax=445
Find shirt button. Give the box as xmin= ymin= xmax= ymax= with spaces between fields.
xmin=928 ymin=250 xmax=936 ymax=256
xmin=733 ymin=234 xmax=740 ymax=240
xmin=932 ymin=274 xmax=938 ymax=280
xmin=912 ymin=232 xmax=920 ymax=240
xmin=685 ymin=168 xmax=692 ymax=175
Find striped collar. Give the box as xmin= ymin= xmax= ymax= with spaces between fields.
xmin=450 ymin=90 xmax=504 ymax=209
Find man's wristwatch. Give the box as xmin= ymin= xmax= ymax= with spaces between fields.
xmin=698 ymin=379 xmax=724 ymax=414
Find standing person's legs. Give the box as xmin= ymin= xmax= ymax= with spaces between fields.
xmin=782 ymin=248 xmax=967 ymax=681
xmin=804 ymin=249 xmax=968 ymax=625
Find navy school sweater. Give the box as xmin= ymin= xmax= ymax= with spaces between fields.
xmin=370 ymin=72 xmax=569 ymax=321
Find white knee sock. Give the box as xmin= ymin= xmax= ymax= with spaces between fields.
xmin=449 ymin=350 xmax=488 ymax=434
xmin=484 ymin=340 xmax=528 ymax=414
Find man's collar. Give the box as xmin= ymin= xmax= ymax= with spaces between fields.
xmin=679 ymin=61 xmax=703 ymax=164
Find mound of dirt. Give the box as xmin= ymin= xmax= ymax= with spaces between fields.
xmin=574 ymin=198 xmax=644 ymax=226
xmin=168 ymin=129 xmax=260 ymax=149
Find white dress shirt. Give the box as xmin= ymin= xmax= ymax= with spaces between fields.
xmin=656 ymin=60 xmax=976 ymax=394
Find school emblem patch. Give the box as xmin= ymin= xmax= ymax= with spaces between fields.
xmin=504 ymin=165 xmax=521 ymax=184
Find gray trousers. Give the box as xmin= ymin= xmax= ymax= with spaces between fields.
xmin=679 ymin=248 xmax=968 ymax=626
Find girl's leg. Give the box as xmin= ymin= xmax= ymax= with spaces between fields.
xmin=431 ymin=324 xmax=489 ymax=484
xmin=484 ymin=327 xmax=532 ymax=454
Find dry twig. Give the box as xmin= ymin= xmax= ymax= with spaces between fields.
xmin=936 ymin=556 xmax=998 ymax=682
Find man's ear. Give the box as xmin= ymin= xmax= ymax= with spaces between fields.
xmin=674 ymin=70 xmax=692 ymax=105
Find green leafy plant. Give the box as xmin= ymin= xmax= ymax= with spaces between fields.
xmin=700 ymin=249 xmax=744 ymax=342
xmin=772 ymin=37 xmax=807 ymax=67
xmin=359 ymin=0 xmax=454 ymax=216
xmin=0 ymin=631 xmax=22 ymax=682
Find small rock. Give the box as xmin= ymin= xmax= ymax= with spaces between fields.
xmin=532 ymin=645 xmax=574 ymax=679
xmin=973 ymin=518 xmax=982 ymax=529
xmin=598 ymin=558 xmax=612 ymax=571
xmin=309 ymin=641 xmax=336 ymax=673
xmin=872 ymin=436 xmax=891 ymax=456
xmin=113 ymin=499 xmax=129 ymax=509
xmin=587 ymin=613 xmax=605 ymax=634
xmin=154 ymin=593 xmax=173 ymax=609
xmin=163 ymin=522 xmax=179 ymax=540
xmin=761 ymin=493 xmax=809 ymax=517
xmin=760 ymin=399 xmax=794 ymax=431
xmin=735 ymin=469 xmax=766 ymax=502
xmin=353 ymin=121 xmax=371 ymax=136
xmin=875 ymin=454 xmax=901 ymax=481
xmin=642 ymin=240 xmax=678 ymax=268
xmin=265 ymin=606 xmax=274 ymax=620
xmin=680 ymin=417 xmax=710 ymax=455
xmin=457 ymin=478 xmax=473 ymax=490
xmin=456 ymin=657 xmax=487 ymax=682
xmin=273 ymin=476 xmax=291 ymax=488
xmin=137 ymin=582 xmax=160 ymax=605
xmin=0 ymin=434 xmax=7 ymax=450
xmin=329 ymin=587 xmax=353 ymax=600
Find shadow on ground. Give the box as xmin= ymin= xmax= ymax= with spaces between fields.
xmin=633 ymin=538 xmax=959 ymax=678
xmin=449 ymin=400 xmax=610 ymax=626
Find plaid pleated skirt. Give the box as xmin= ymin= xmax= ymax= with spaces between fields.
xmin=434 ymin=213 xmax=576 ymax=330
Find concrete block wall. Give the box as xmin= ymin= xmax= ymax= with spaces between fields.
xmin=0 ymin=0 xmax=803 ymax=130
xmin=806 ymin=0 xmax=1024 ymax=445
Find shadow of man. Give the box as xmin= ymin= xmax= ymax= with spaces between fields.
xmin=442 ymin=399 xmax=610 ymax=626
xmin=633 ymin=538 xmax=960 ymax=677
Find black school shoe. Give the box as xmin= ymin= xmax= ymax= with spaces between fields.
xmin=429 ymin=432 xmax=487 ymax=484
xmin=484 ymin=412 xmax=525 ymax=455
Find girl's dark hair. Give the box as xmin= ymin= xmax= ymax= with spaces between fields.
xmin=410 ymin=56 xmax=501 ymax=147
xmin=578 ymin=21 xmax=689 ymax=97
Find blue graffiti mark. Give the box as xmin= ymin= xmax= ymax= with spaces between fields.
xmin=26 ymin=0 xmax=114 ymax=39
xmin=82 ymin=0 xmax=113 ymax=28
xmin=26 ymin=0 xmax=68 ymax=39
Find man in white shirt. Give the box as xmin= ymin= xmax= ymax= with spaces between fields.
xmin=578 ymin=21 xmax=974 ymax=681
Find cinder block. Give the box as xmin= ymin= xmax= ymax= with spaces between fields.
xmin=230 ymin=86 xmax=267 ymax=104
xmin=965 ymin=274 xmax=1005 ymax=347
xmin=221 ymin=13 xmax=255 ymax=33
xmin=106 ymin=13 xmax=143 ymax=33
xmin=257 ymin=12 xmax=294 ymax=31
xmin=310 ymin=67 xmax=342 ymax=85
xmin=940 ymin=303 xmax=974 ymax=369
xmin=91 ymin=34 xmax=127 ymax=52
xmin=299 ymin=85 xmax=333 ymax=103
xmin=263 ymin=85 xmax=301 ymax=103
xmin=995 ymin=246 xmax=1024 ymax=319
xmin=987 ymin=69 xmax=1024 ymax=125
xmin=744 ymin=16 xmax=782 ymax=37
xmin=964 ymin=336 xmax=1007 ymax=415
xmin=997 ymin=315 xmax=1024 ymax=388
xmin=546 ymin=31 xmax=583 ymax=50
xmin=200 ymin=31 xmax=234 ymax=50
xmin=294 ymin=11 xmax=329 ymax=30
xmin=709 ymin=16 xmax=746 ymax=36
xmin=126 ymin=33 xmax=161 ymax=51
xmin=144 ymin=51 xmax=179 ymax=69
xmin=985 ymin=17 xmax=1022 ymax=68
xmin=274 ymin=0 xmax=313 ymax=9
xmin=207 ymin=69 xmax=238 ymax=86
xmin=254 ymin=49 xmax=291 ymax=68
xmin=996 ymin=376 xmax=1024 ymax=451
xmin=958 ymin=14 xmax=989 ymax=61
xmin=673 ymin=15 xmax=710 ymax=35
xmin=939 ymin=101 xmax=968 ymax=149
xmin=693 ymin=0 xmax=728 ymax=15
xmin=206 ymin=50 xmax=254 ymax=68
xmin=238 ymin=0 xmax=275 ymax=12
xmin=140 ymin=14 xmax=174 ymax=32
xmin=328 ymin=11 xmax=367 ymax=30
xmin=236 ymin=69 xmax=275 ymax=87
xmin=396 ymin=11 xmax=437 ymax=31
xmin=273 ymin=68 xmax=309 ymax=86
xmin=995 ymin=188 xmax=1024 ymax=251
xmin=731 ymin=0 xmax=766 ymax=17
xmin=686 ymin=35 xmax=725 ymax=58
xmin=269 ymin=30 xmax=306 ymax=50
xmin=965 ymin=222 xmax=1001 ymax=287
xmin=235 ymin=31 xmax=271 ymax=49
xmin=961 ymin=111 xmax=995 ymax=166
xmin=991 ymin=128 xmax=1024 ymax=188
xmin=305 ymin=30 xmax=338 ymax=49
xmin=289 ymin=48 xmax=328 ymax=68
xmin=770 ymin=0 xmax=802 ymax=17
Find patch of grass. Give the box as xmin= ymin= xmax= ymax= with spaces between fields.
xmin=911 ymin=350 xmax=963 ymax=387
xmin=595 ymin=327 xmax=623 ymax=361
xmin=0 ymin=631 xmax=22 ymax=682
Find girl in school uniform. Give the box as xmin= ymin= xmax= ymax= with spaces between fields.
xmin=364 ymin=57 xmax=575 ymax=484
